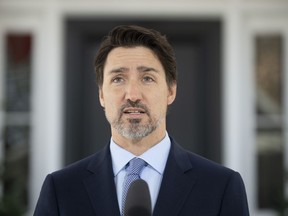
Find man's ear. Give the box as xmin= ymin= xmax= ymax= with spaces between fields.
xmin=167 ymin=82 xmax=177 ymax=105
xmin=99 ymin=87 xmax=105 ymax=107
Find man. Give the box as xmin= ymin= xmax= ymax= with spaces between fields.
xmin=34 ymin=25 xmax=249 ymax=215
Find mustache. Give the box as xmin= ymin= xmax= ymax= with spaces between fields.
xmin=120 ymin=99 xmax=150 ymax=115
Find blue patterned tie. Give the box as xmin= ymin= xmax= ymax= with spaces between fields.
xmin=122 ymin=158 xmax=147 ymax=215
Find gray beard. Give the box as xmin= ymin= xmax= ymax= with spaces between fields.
xmin=107 ymin=99 xmax=164 ymax=140
xmin=112 ymin=118 xmax=158 ymax=140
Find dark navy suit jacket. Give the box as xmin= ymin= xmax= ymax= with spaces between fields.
xmin=34 ymin=138 xmax=249 ymax=215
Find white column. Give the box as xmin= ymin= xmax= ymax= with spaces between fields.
xmin=222 ymin=2 xmax=255 ymax=214
xmin=29 ymin=4 xmax=64 ymax=213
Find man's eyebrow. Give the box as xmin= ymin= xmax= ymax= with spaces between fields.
xmin=109 ymin=67 xmax=129 ymax=74
xmin=108 ymin=66 xmax=159 ymax=74
xmin=137 ymin=66 xmax=159 ymax=73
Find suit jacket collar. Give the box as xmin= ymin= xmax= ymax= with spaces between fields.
xmin=82 ymin=137 xmax=195 ymax=216
xmin=83 ymin=144 xmax=121 ymax=216
xmin=153 ymin=137 xmax=196 ymax=216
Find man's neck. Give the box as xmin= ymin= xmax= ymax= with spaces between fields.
xmin=111 ymin=130 xmax=166 ymax=156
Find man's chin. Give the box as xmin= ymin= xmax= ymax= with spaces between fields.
xmin=128 ymin=119 xmax=141 ymax=124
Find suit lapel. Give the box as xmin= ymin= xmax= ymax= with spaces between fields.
xmin=83 ymin=145 xmax=120 ymax=216
xmin=153 ymin=139 xmax=196 ymax=216
xmin=81 ymin=139 xmax=195 ymax=216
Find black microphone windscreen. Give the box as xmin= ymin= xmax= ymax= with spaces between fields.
xmin=124 ymin=179 xmax=152 ymax=216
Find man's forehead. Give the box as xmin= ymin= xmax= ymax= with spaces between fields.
xmin=106 ymin=46 xmax=157 ymax=59
xmin=103 ymin=47 xmax=164 ymax=73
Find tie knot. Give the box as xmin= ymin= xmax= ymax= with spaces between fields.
xmin=126 ymin=158 xmax=147 ymax=176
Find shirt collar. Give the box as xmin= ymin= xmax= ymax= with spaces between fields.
xmin=110 ymin=132 xmax=171 ymax=177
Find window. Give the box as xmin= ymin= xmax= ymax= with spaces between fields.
xmin=0 ymin=34 xmax=32 ymax=215
xmin=255 ymin=35 xmax=285 ymax=214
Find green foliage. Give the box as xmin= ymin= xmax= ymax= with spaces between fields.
xmin=0 ymin=163 xmax=27 ymax=216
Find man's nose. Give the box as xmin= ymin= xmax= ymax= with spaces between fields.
xmin=125 ymin=81 xmax=143 ymax=102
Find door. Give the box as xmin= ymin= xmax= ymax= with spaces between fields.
xmin=64 ymin=19 xmax=222 ymax=165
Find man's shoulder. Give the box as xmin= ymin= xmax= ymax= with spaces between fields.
xmin=51 ymin=146 xmax=108 ymax=179
xmin=170 ymin=138 xmax=237 ymax=178
xmin=186 ymin=150 xmax=235 ymax=175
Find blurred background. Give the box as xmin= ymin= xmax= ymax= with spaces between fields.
xmin=0 ymin=0 xmax=287 ymax=215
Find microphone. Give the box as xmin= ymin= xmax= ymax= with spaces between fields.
xmin=124 ymin=179 xmax=152 ymax=216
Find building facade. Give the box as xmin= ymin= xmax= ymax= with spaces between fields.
xmin=0 ymin=0 xmax=288 ymax=215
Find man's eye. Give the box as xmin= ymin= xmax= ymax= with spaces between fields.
xmin=143 ymin=76 xmax=154 ymax=82
xmin=112 ymin=77 xmax=124 ymax=83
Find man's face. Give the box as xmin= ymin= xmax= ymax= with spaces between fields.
xmin=99 ymin=46 xmax=176 ymax=140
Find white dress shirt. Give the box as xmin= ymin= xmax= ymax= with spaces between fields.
xmin=110 ymin=132 xmax=171 ymax=212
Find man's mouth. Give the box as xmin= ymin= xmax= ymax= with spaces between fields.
xmin=123 ymin=108 xmax=146 ymax=115
xmin=119 ymin=100 xmax=150 ymax=119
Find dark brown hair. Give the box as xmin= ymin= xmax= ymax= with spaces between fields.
xmin=94 ymin=25 xmax=177 ymax=88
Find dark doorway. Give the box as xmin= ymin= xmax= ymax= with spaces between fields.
xmin=64 ymin=19 xmax=222 ymax=165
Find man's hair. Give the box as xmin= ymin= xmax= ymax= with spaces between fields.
xmin=94 ymin=25 xmax=177 ymax=88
